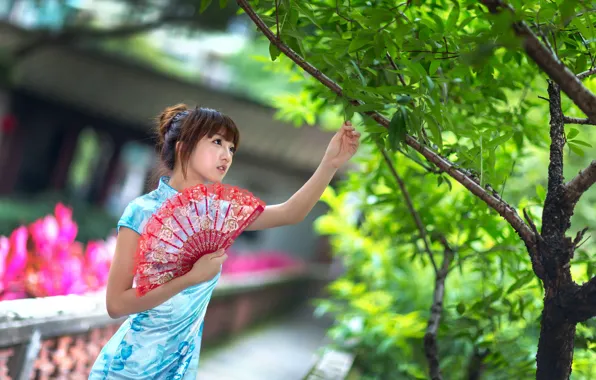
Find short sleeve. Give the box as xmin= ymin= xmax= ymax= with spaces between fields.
xmin=117 ymin=201 xmax=143 ymax=235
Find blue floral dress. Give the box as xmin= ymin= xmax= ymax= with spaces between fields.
xmin=89 ymin=177 xmax=220 ymax=379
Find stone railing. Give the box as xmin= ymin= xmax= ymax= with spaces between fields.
xmin=0 ymin=267 xmax=313 ymax=379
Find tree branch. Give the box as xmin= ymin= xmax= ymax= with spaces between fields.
xmin=561 ymin=276 xmax=596 ymax=323
xmin=379 ymin=145 xmax=438 ymax=273
xmin=236 ymin=0 xmax=536 ymax=252
xmin=563 ymin=116 xmax=596 ymax=125
xmin=424 ymin=237 xmax=453 ymax=380
xmin=577 ymin=68 xmax=596 ymax=80
xmin=545 ymin=82 xmax=566 ymax=194
xmin=480 ymin=0 xmax=596 ymax=122
xmin=564 ymin=161 xmax=596 ymax=206
xmin=13 ymin=14 xmax=196 ymax=59
xmin=466 ymin=348 xmax=490 ymax=380
xmin=522 ymin=208 xmax=546 ymax=281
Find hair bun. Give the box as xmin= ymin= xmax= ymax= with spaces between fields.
xmin=157 ymin=103 xmax=188 ymax=146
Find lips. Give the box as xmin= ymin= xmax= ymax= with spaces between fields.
xmin=217 ymin=165 xmax=227 ymax=174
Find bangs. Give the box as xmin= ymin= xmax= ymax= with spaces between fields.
xmin=206 ymin=115 xmax=240 ymax=149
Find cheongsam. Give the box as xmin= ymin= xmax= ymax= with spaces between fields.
xmin=89 ymin=176 xmax=220 ymax=379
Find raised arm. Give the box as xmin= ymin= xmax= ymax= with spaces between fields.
xmin=247 ymin=122 xmax=360 ymax=231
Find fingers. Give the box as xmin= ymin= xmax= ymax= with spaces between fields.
xmin=341 ymin=121 xmax=360 ymax=139
xmin=207 ymin=249 xmax=226 ymax=258
xmin=212 ymin=253 xmax=228 ymax=264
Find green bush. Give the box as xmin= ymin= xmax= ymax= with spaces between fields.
xmin=313 ymin=155 xmax=596 ymax=379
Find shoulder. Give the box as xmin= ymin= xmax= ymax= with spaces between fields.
xmin=117 ymin=190 xmax=164 ymax=235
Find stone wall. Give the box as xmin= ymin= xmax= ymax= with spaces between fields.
xmin=0 ymin=268 xmax=314 ymax=379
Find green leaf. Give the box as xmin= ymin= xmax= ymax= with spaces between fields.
xmin=396 ymin=95 xmax=412 ymax=105
xmin=486 ymin=132 xmax=513 ymax=149
xmin=219 ymin=0 xmax=228 ymax=7
xmin=568 ymin=142 xmax=585 ymax=156
xmin=569 ymin=139 xmax=592 ymax=147
xmin=426 ymin=117 xmax=443 ymax=149
xmin=350 ymin=60 xmax=367 ymax=86
xmin=349 ymin=33 xmax=372 ymax=53
xmin=365 ymin=124 xmax=388 ymax=134
xmin=388 ymin=106 xmax=408 ymax=150
xmin=567 ymin=128 xmax=580 ymax=140
xmin=426 ymin=76 xmax=435 ymax=92
xmin=294 ymin=2 xmax=322 ymax=29
xmin=349 ymin=103 xmax=385 ymax=113
xmin=429 ymin=60 xmax=440 ymax=76
xmin=506 ymin=273 xmax=535 ymax=295
xmin=446 ymin=2 xmax=460 ymax=31
xmin=200 ymin=0 xmax=212 ymax=13
xmin=559 ymin=0 xmax=579 ymax=24
xmin=536 ymin=184 xmax=546 ymax=202
xmin=456 ymin=302 xmax=466 ymax=315
xmin=269 ymin=43 xmax=281 ymax=61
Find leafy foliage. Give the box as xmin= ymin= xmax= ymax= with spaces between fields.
xmin=209 ymin=0 xmax=596 ymax=378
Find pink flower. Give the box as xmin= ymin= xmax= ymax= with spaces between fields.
xmin=2 ymin=227 xmax=28 ymax=300
xmin=55 ymin=203 xmax=77 ymax=245
xmin=29 ymin=216 xmax=59 ymax=259
xmin=0 ymin=236 xmax=9 ymax=294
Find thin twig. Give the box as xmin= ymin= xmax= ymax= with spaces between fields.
xmin=424 ymin=236 xmax=453 ymax=380
xmin=378 ymin=145 xmax=439 ymax=273
xmin=577 ymin=68 xmax=596 ymax=80
xmin=386 ymin=52 xmax=407 ymax=86
xmin=563 ymin=116 xmax=596 ymax=125
xmin=275 ymin=0 xmax=280 ymax=39
xmin=335 ymin=0 xmax=354 ymax=22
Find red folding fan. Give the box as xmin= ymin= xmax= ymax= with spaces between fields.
xmin=134 ymin=183 xmax=265 ymax=296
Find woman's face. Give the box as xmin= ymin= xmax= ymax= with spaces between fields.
xmin=186 ymin=131 xmax=235 ymax=184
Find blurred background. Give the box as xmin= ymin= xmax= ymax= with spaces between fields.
xmin=0 ymin=1 xmax=344 ymax=379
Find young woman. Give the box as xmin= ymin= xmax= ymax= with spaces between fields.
xmin=88 ymin=104 xmax=360 ymax=379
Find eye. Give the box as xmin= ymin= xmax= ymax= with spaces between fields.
xmin=229 ymin=147 xmax=236 ymax=155
xmin=213 ymin=138 xmax=222 ymax=145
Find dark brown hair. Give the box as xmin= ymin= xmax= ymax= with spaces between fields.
xmin=156 ymin=104 xmax=240 ymax=178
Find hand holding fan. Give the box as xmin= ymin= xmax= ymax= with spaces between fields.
xmin=134 ymin=183 xmax=265 ymax=296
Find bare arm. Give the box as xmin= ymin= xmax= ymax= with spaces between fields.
xmin=246 ymin=163 xmax=337 ymax=230
xmin=247 ymin=122 xmax=360 ymax=231
xmin=105 ymin=228 xmax=225 ymax=319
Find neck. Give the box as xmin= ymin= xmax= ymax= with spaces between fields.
xmin=168 ymin=168 xmax=207 ymax=192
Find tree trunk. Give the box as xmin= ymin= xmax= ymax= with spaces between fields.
xmin=536 ymin=299 xmax=576 ymax=380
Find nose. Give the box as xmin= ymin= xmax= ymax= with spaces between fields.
xmin=221 ymin=149 xmax=232 ymax=162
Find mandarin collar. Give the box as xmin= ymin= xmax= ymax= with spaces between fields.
xmin=156 ymin=176 xmax=179 ymax=199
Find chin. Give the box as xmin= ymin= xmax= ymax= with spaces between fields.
xmin=208 ymin=175 xmax=226 ymax=184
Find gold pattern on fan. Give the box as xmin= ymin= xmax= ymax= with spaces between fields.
xmin=199 ymin=215 xmax=212 ymax=230
xmin=151 ymin=245 xmax=170 ymax=263
xmin=224 ymin=218 xmax=239 ymax=233
xmin=158 ymin=226 xmax=174 ymax=241
xmin=152 ymin=272 xmax=174 ymax=285
xmin=178 ymin=205 xmax=192 ymax=218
